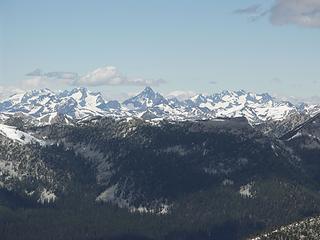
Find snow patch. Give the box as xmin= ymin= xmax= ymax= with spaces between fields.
xmin=0 ymin=124 xmax=45 ymax=145
xmin=288 ymin=131 xmax=302 ymax=141
xmin=96 ymin=185 xmax=171 ymax=215
xmin=38 ymin=188 xmax=57 ymax=204
xmin=239 ymin=182 xmax=255 ymax=198
xmin=96 ymin=184 xmax=118 ymax=203
xmin=130 ymin=204 xmax=171 ymax=215
xmin=222 ymin=179 xmax=234 ymax=186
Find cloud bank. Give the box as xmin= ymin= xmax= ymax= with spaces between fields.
xmin=76 ymin=66 xmax=165 ymax=87
xmin=0 ymin=86 xmax=24 ymax=100
xmin=166 ymin=90 xmax=196 ymax=100
xmin=24 ymin=66 xmax=165 ymax=89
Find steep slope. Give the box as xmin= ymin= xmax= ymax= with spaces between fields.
xmin=123 ymin=86 xmax=169 ymax=109
xmin=280 ymin=112 xmax=320 ymax=141
xmin=0 ymin=120 xmax=96 ymax=205
xmin=0 ymin=130 xmax=58 ymax=204
xmin=279 ymin=113 xmax=320 ymax=186
xmin=257 ymin=112 xmax=311 ymax=138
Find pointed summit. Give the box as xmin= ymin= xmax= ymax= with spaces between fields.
xmin=138 ymin=86 xmax=157 ymax=99
xmin=72 ymin=87 xmax=88 ymax=93
xmin=190 ymin=94 xmax=207 ymax=102
xmin=24 ymin=88 xmax=54 ymax=97
xmin=123 ymin=86 xmax=167 ymax=109
xmin=142 ymin=86 xmax=155 ymax=94
xmin=185 ymin=94 xmax=210 ymax=108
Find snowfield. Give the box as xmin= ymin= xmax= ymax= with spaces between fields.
xmin=0 ymin=124 xmax=45 ymax=145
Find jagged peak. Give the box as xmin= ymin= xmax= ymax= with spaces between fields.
xmin=58 ymin=88 xmax=103 ymax=100
xmin=235 ymin=89 xmax=247 ymax=95
xmin=25 ymin=88 xmax=55 ymax=96
xmin=220 ymin=89 xmax=235 ymax=95
xmin=71 ymin=87 xmax=93 ymax=93
xmin=142 ymin=86 xmax=155 ymax=94
xmin=69 ymin=87 xmax=90 ymax=95
xmin=137 ymin=86 xmax=164 ymax=100
xmin=125 ymin=87 xmax=163 ymax=101
xmin=190 ymin=94 xmax=208 ymax=102
xmin=0 ymin=86 xmax=318 ymax=125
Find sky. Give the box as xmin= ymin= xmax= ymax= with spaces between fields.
xmin=0 ymin=0 xmax=320 ymax=101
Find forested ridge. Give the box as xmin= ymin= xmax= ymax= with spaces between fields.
xmin=0 ymin=115 xmax=319 ymax=239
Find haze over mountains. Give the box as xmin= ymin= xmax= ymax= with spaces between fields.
xmin=0 ymin=87 xmax=319 ymax=125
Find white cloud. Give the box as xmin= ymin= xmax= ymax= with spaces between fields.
xmin=271 ymin=0 xmax=320 ymax=28
xmin=22 ymin=76 xmax=72 ymax=90
xmin=307 ymin=95 xmax=320 ymax=104
xmin=23 ymin=76 xmax=45 ymax=89
xmin=75 ymin=66 xmax=165 ymax=87
xmin=23 ymin=66 xmax=165 ymax=89
xmin=166 ymin=90 xmax=196 ymax=100
xmin=236 ymin=0 xmax=320 ymax=28
xmin=0 ymin=86 xmax=24 ymax=100
xmin=75 ymin=66 xmax=122 ymax=86
xmin=273 ymin=92 xmax=320 ymax=104
xmin=25 ymin=69 xmax=78 ymax=87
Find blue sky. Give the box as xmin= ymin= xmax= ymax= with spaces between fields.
xmin=0 ymin=0 xmax=320 ymax=100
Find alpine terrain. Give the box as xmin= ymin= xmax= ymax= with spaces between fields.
xmin=0 ymin=87 xmax=319 ymax=240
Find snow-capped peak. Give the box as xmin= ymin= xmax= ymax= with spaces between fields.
xmin=123 ymin=87 xmax=168 ymax=109
xmin=141 ymin=86 xmax=155 ymax=95
xmin=58 ymin=87 xmax=105 ymax=109
xmin=0 ymin=88 xmax=110 ymax=124
xmin=0 ymin=87 xmax=319 ymax=125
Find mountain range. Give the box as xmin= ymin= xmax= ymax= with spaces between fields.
xmin=0 ymin=87 xmax=319 ymax=125
xmin=0 ymin=87 xmax=320 ymax=240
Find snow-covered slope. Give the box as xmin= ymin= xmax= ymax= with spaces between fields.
xmin=123 ymin=86 xmax=169 ymax=110
xmin=185 ymin=90 xmax=297 ymax=123
xmin=0 ymin=87 xmax=318 ymax=125
xmin=0 ymin=88 xmax=123 ymax=124
xmin=0 ymin=124 xmax=44 ymax=145
xmin=121 ymin=88 xmax=314 ymax=124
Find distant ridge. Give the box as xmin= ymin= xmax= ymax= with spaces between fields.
xmin=0 ymin=87 xmax=319 ymax=125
